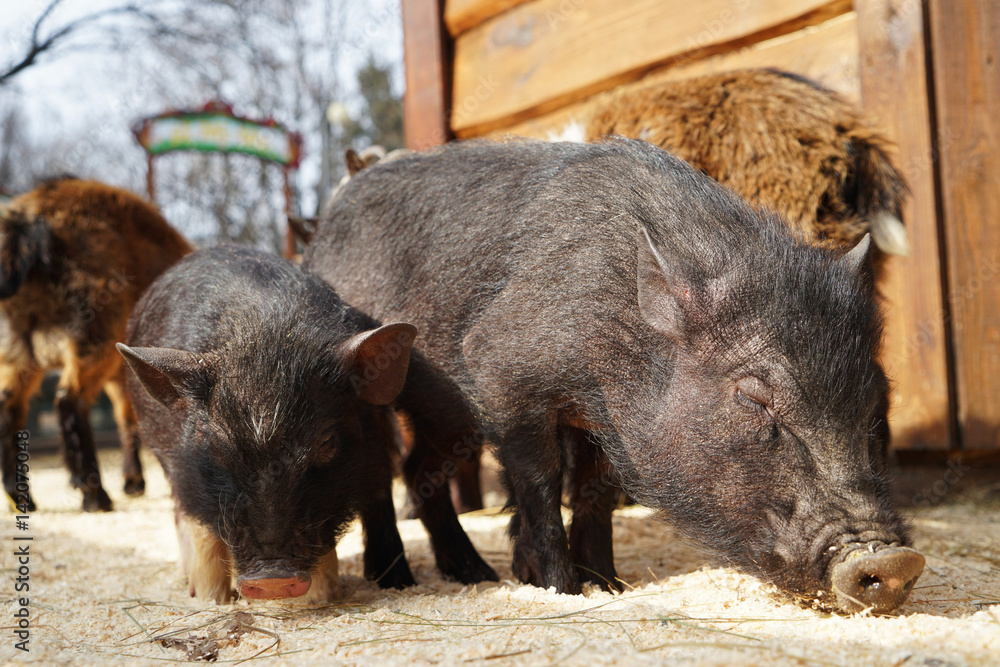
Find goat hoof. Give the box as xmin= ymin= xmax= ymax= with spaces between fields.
xmin=123 ymin=477 xmax=146 ymax=497
xmin=82 ymin=488 xmax=113 ymax=512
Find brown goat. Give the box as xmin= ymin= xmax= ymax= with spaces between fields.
xmin=1 ymin=178 xmax=191 ymax=511
xmin=573 ymin=68 xmax=911 ymax=277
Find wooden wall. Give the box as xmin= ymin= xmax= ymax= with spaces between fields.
xmin=856 ymin=0 xmax=951 ymax=451
xmin=402 ymin=0 xmax=1000 ymax=454
xmin=402 ymin=0 xmax=452 ymax=149
xmin=927 ymin=0 xmax=1000 ymax=451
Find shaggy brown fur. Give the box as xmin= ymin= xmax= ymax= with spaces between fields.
xmin=0 ymin=178 xmax=192 ymax=511
xmin=586 ymin=68 xmax=909 ymax=279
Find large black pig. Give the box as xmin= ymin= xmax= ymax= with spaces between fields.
xmin=304 ymin=138 xmax=925 ymax=614
xmin=118 ymin=244 xmax=416 ymax=603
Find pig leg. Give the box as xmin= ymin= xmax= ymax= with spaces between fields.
xmin=497 ymin=419 xmax=580 ymax=594
xmin=462 ymin=308 xmax=578 ymax=593
xmin=0 ymin=363 xmax=43 ymax=512
xmin=361 ymin=411 xmax=415 ymax=588
xmin=103 ymin=376 xmax=145 ymax=496
xmin=403 ymin=428 xmax=498 ymax=584
xmin=449 ymin=456 xmax=484 ymax=515
xmin=176 ymin=507 xmax=234 ymax=603
xmin=360 ymin=490 xmax=415 ymax=588
xmin=397 ymin=409 xmax=484 ymax=516
xmin=395 ymin=364 xmax=497 ymax=583
xmin=564 ymin=426 xmax=620 ymax=591
xmin=55 ymin=347 xmax=112 ymax=511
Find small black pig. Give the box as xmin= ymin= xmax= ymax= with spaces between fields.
xmin=118 ymin=244 xmax=416 ymax=603
xmin=304 ymin=138 xmax=924 ymax=613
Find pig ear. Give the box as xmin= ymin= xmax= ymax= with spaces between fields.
xmin=340 ymin=323 xmax=417 ymax=405
xmin=842 ymin=233 xmax=873 ymax=275
xmin=344 ymin=148 xmax=365 ymax=176
xmin=287 ymin=215 xmax=317 ymax=244
xmin=636 ymin=227 xmax=695 ymax=339
xmin=116 ymin=343 xmax=208 ymax=408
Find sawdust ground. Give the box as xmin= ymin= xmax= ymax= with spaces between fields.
xmin=2 ymin=447 xmax=999 ymax=666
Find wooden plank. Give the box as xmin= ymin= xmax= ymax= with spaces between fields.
xmin=928 ymin=0 xmax=1000 ymax=450
xmin=478 ymin=12 xmax=861 ymax=140
xmin=451 ymin=0 xmax=852 ymax=135
xmin=482 ymin=6 xmax=951 ymax=452
xmin=856 ymin=0 xmax=952 ymax=449
xmin=444 ymin=0 xmax=532 ymax=36
xmin=402 ymin=0 xmax=452 ymax=150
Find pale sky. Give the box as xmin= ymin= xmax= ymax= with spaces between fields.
xmin=0 ymin=0 xmax=404 ymax=217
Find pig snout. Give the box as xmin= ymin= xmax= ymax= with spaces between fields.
xmin=238 ymin=576 xmax=311 ymax=600
xmin=237 ymin=564 xmax=312 ymax=600
xmin=829 ymin=543 xmax=924 ymax=614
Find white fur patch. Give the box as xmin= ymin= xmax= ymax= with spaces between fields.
xmin=248 ymin=401 xmax=281 ymax=444
xmin=295 ymin=548 xmax=341 ymax=605
xmin=546 ymin=120 xmax=587 ymax=143
xmin=176 ymin=509 xmax=234 ymax=603
xmin=870 ymin=211 xmax=910 ymax=256
xmin=176 ymin=509 xmax=341 ymax=605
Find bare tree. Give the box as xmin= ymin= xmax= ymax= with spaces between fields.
xmin=1 ymin=0 xmax=402 ymax=250
xmin=135 ymin=0 xmax=360 ymax=251
xmin=0 ymin=0 xmax=178 ymax=87
xmin=0 ymin=105 xmax=25 ymax=190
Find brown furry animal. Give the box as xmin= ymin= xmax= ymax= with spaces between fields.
xmin=1 ymin=178 xmax=192 ymax=511
xmin=578 ymin=68 xmax=909 ymax=277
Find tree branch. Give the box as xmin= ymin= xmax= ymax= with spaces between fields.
xmin=0 ymin=1 xmax=157 ymax=86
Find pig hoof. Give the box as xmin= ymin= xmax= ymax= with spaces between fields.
xmin=373 ymin=563 xmax=417 ymax=589
xmin=576 ymin=568 xmax=622 ymax=593
xmin=438 ymin=554 xmax=499 ymax=585
xmin=831 ymin=546 xmax=925 ymax=614
xmin=513 ymin=554 xmax=580 ymax=594
xmin=82 ymin=487 xmax=113 ymax=512
xmin=123 ymin=476 xmax=146 ymax=496
xmin=238 ymin=576 xmax=311 ymax=600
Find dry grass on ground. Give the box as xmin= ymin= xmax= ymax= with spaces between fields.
xmin=2 ymin=447 xmax=999 ymax=666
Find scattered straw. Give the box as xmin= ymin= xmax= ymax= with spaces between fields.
xmin=8 ymin=448 xmax=1000 ymax=666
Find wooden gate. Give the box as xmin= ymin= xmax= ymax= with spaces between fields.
xmin=402 ymin=0 xmax=1000 ymax=457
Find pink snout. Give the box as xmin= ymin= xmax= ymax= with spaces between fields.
xmin=238 ymin=576 xmax=311 ymax=600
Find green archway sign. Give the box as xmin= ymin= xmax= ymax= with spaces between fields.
xmin=132 ymin=100 xmax=303 ymax=256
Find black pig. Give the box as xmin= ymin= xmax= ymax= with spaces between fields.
xmin=304 ymin=138 xmax=925 ymax=613
xmin=118 ymin=244 xmax=415 ymax=602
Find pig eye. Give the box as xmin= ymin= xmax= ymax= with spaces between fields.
xmin=309 ymin=436 xmax=338 ymax=466
xmin=307 ymin=427 xmax=342 ymax=466
xmin=735 ymin=389 xmax=766 ymax=411
xmin=734 ymin=377 xmax=773 ymax=413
